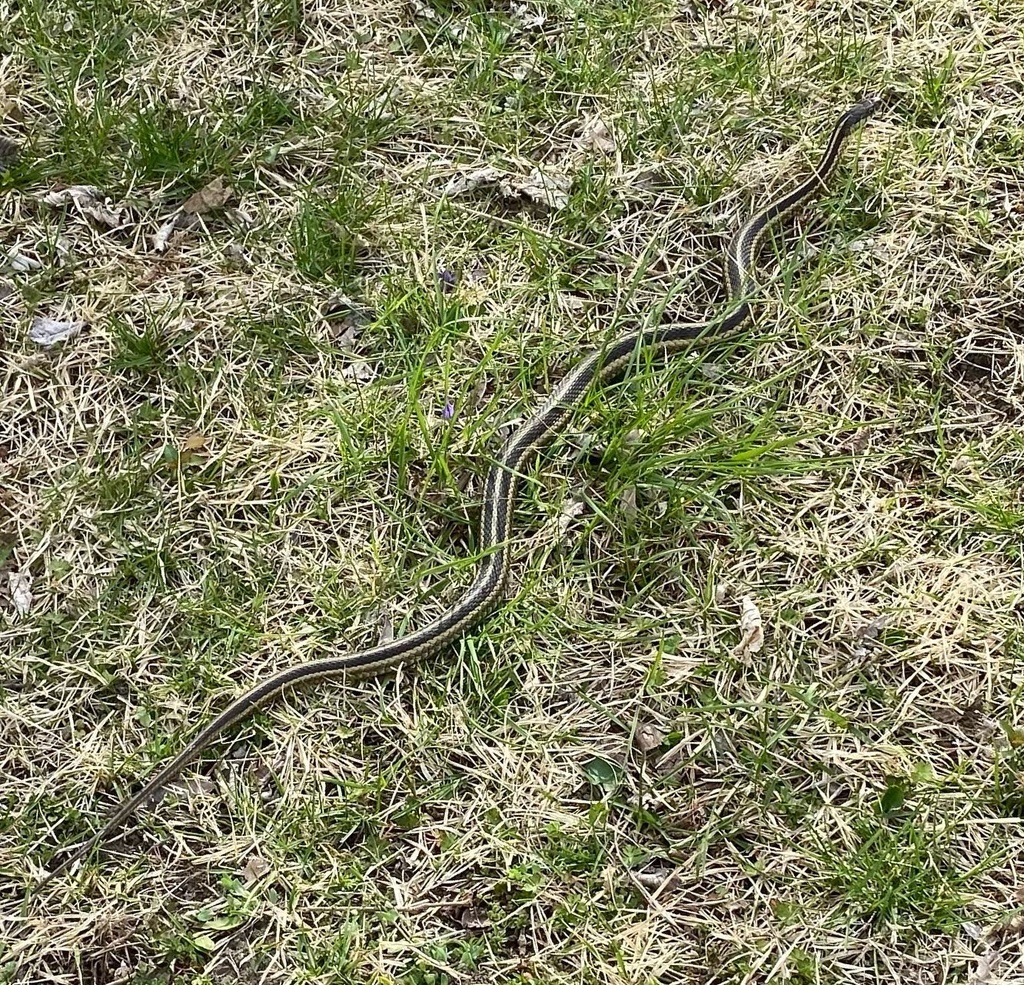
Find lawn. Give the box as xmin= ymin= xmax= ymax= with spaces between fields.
xmin=2 ymin=0 xmax=1023 ymax=982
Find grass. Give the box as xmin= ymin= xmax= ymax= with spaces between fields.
xmin=2 ymin=0 xmax=1024 ymax=982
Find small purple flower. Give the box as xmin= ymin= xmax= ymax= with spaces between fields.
xmin=442 ymin=401 xmax=456 ymax=420
xmin=438 ymin=268 xmax=456 ymax=293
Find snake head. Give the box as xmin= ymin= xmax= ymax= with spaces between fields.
xmin=846 ymin=94 xmax=884 ymax=126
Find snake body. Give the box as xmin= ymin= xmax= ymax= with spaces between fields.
xmin=40 ymin=95 xmax=879 ymax=889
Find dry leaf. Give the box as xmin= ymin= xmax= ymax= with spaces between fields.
xmin=554 ymin=498 xmax=585 ymax=544
xmin=441 ymin=166 xmax=571 ymax=210
xmin=733 ymin=595 xmax=763 ymax=656
xmin=510 ymin=2 xmax=546 ymax=28
xmin=182 ymin=177 xmax=233 ymax=215
xmin=322 ymin=293 xmax=375 ymax=347
xmin=408 ymin=0 xmax=440 ymax=22
xmin=224 ymin=243 xmax=252 ymax=269
xmin=152 ymin=215 xmax=183 ymax=252
xmin=9 ymin=251 xmax=41 ymax=272
xmin=854 ymin=613 xmax=889 ymax=640
xmin=241 ymin=855 xmax=271 ymax=883
xmin=969 ymin=949 xmax=999 ymax=985
xmin=442 ymin=167 xmax=502 ymax=198
xmin=998 ymin=914 xmax=1024 ymax=938
xmin=632 ymin=867 xmax=681 ymax=892
xmin=852 ymin=613 xmax=889 ymax=657
xmin=15 ymin=353 xmax=49 ymax=373
xmin=633 ymin=722 xmax=665 ymax=753
xmin=848 ymin=428 xmax=870 ymax=454
xmin=619 ymin=485 xmax=638 ymax=528
xmin=378 ymin=610 xmax=394 ymax=645
xmin=9 ymin=570 xmax=32 ymax=618
xmin=507 ymin=168 xmax=571 ymax=210
xmin=29 ymin=316 xmax=87 ymax=347
xmin=579 ymin=116 xmax=617 ymax=154
xmin=340 ymin=359 xmax=376 ymax=383
xmin=42 ymin=185 xmax=122 ymax=227
xmin=963 ymin=922 xmax=987 ymax=942
xmin=170 ymin=777 xmax=217 ymax=799
xmin=335 ymin=322 xmax=362 ymax=349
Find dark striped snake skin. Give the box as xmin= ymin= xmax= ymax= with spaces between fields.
xmin=35 ymin=94 xmax=880 ymax=894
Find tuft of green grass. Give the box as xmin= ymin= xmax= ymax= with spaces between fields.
xmin=813 ymin=799 xmax=974 ymax=932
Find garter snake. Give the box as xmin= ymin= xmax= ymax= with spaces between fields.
xmin=39 ymin=94 xmax=880 ymax=890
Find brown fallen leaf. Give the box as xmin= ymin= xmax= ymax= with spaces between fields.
xmin=174 ymin=432 xmax=209 ymax=467
xmin=182 ymin=177 xmax=233 ymax=215
xmin=578 ymin=115 xmax=617 ymax=155
xmin=224 ymin=242 xmax=252 ymax=269
xmin=322 ymin=293 xmax=375 ymax=347
xmin=969 ymin=948 xmax=999 ymax=985
xmin=732 ymin=595 xmax=764 ymax=656
xmin=633 ymin=722 xmax=665 ymax=754
xmin=848 ymin=428 xmax=870 ymax=454
xmin=504 ymin=168 xmax=571 ymax=210
xmin=15 ymin=353 xmax=50 ymax=374
xmin=241 ymin=855 xmax=271 ymax=884
xmin=441 ymin=167 xmax=502 ymax=198
xmin=853 ymin=613 xmax=889 ymax=641
xmin=511 ymin=3 xmax=546 ymax=29
xmin=632 ymin=867 xmax=681 ymax=892
xmin=169 ymin=776 xmax=217 ymax=799
xmin=440 ymin=166 xmax=572 ymax=210
xmin=152 ymin=215 xmax=185 ymax=252
xmin=340 ymin=359 xmax=376 ymax=383
xmin=334 ymin=322 xmax=361 ymax=349
xmin=42 ymin=185 xmax=122 ymax=228
xmin=851 ymin=613 xmax=889 ymax=658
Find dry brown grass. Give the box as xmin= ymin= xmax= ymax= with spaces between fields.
xmin=3 ymin=0 xmax=1024 ymax=982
